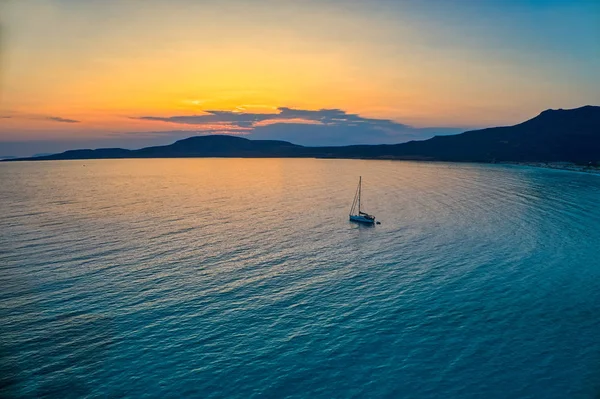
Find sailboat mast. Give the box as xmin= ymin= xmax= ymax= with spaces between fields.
xmin=358 ymin=176 xmax=361 ymax=214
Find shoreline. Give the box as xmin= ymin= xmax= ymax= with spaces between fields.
xmin=505 ymin=162 xmax=600 ymax=175
xmin=3 ymin=156 xmax=599 ymax=177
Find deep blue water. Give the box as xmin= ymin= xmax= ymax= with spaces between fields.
xmin=1 ymin=159 xmax=599 ymax=398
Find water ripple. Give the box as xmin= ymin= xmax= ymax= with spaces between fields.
xmin=1 ymin=159 xmax=599 ymax=398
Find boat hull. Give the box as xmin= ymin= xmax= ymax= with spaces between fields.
xmin=349 ymin=215 xmax=376 ymax=225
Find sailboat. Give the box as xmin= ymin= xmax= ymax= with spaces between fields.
xmin=349 ymin=176 xmax=378 ymax=225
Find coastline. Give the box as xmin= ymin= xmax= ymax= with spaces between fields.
xmin=3 ymin=157 xmax=600 ymax=177
xmin=505 ymin=162 xmax=600 ymax=175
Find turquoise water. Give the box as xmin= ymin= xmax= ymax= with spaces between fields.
xmin=1 ymin=159 xmax=599 ymax=398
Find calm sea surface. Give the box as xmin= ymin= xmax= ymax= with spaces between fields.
xmin=1 ymin=159 xmax=599 ymax=398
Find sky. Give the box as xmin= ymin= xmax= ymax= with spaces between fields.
xmin=0 ymin=0 xmax=599 ymax=156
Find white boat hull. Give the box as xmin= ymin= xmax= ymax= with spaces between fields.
xmin=349 ymin=215 xmax=375 ymax=225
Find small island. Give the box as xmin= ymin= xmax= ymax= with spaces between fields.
xmin=5 ymin=106 xmax=599 ymax=170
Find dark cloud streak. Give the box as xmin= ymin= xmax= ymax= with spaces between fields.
xmin=46 ymin=116 xmax=80 ymax=123
xmin=137 ymin=107 xmax=409 ymax=130
xmin=0 ymin=113 xmax=81 ymax=122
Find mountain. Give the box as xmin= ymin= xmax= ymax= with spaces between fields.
xmin=6 ymin=106 xmax=600 ymax=164
xmin=134 ymin=136 xmax=303 ymax=158
xmin=18 ymin=137 xmax=302 ymax=160
xmin=380 ymin=105 xmax=600 ymax=163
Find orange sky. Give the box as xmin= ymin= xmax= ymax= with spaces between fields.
xmin=1 ymin=0 xmax=599 ymax=148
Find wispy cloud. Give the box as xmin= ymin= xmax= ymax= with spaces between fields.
xmin=135 ymin=107 xmax=465 ymax=146
xmin=0 ymin=113 xmax=80 ymax=123
xmin=45 ymin=116 xmax=80 ymax=123
xmin=137 ymin=107 xmax=409 ymax=130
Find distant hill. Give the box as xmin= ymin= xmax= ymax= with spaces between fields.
xmin=6 ymin=106 xmax=600 ymax=164
xmin=382 ymin=105 xmax=600 ymax=163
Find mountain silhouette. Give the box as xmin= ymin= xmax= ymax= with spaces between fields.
xmin=8 ymin=106 xmax=599 ymax=164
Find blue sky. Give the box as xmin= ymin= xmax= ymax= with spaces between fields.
xmin=0 ymin=0 xmax=598 ymax=157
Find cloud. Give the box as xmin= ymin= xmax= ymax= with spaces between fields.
xmin=46 ymin=116 xmax=80 ymax=123
xmin=135 ymin=107 xmax=465 ymax=145
xmin=0 ymin=113 xmax=80 ymax=122
xmin=138 ymin=111 xmax=273 ymax=127
xmin=137 ymin=107 xmax=409 ymax=130
xmin=276 ymin=107 xmax=408 ymax=129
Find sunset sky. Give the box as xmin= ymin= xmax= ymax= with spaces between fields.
xmin=1 ymin=0 xmax=599 ymax=156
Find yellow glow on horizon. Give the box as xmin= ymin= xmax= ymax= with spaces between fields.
xmin=2 ymin=0 xmax=598 ymax=142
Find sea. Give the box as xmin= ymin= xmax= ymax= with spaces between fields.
xmin=1 ymin=159 xmax=599 ymax=398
